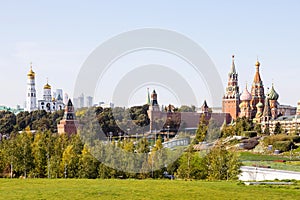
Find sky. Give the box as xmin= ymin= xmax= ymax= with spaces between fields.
xmin=1 ymin=0 xmax=300 ymax=108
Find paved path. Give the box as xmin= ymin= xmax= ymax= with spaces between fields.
xmin=239 ymin=166 xmax=300 ymax=181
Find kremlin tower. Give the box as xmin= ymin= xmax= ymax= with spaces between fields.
xmin=26 ymin=63 xmax=37 ymax=112
xmin=222 ymin=55 xmax=240 ymax=120
xmin=57 ymin=99 xmax=78 ymax=135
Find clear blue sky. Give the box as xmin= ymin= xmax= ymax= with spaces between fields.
xmin=1 ymin=0 xmax=300 ymax=108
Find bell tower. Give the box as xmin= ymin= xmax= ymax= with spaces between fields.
xmin=26 ymin=63 xmax=37 ymax=112
xmin=222 ymin=55 xmax=240 ymax=120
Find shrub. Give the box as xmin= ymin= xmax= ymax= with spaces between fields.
xmin=263 ymin=134 xmax=296 ymax=145
xmin=241 ymin=131 xmax=257 ymax=138
xmin=291 ymin=136 xmax=300 ymax=143
xmin=273 ymin=141 xmax=295 ymax=152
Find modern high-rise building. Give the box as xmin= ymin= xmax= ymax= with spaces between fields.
xmin=86 ymin=96 xmax=93 ymax=107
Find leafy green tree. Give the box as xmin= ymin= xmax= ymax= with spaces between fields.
xmin=18 ymin=132 xmax=34 ymax=178
xmin=0 ymin=111 xmax=16 ymax=134
xmin=235 ymin=117 xmax=253 ymax=135
xmin=78 ymin=145 xmax=99 ymax=178
xmin=203 ymin=143 xmax=241 ymax=180
xmin=61 ymin=144 xmax=79 ymax=178
xmin=193 ymin=114 xmax=208 ymax=144
xmin=178 ymin=105 xmax=194 ymax=112
xmin=274 ymin=122 xmax=283 ymax=134
xmin=176 ymin=146 xmax=206 ymax=180
xmin=31 ymin=132 xmax=48 ymax=177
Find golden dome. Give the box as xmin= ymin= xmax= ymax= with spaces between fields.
xmin=44 ymin=83 xmax=51 ymax=90
xmin=255 ymin=60 xmax=260 ymax=67
xmin=27 ymin=63 xmax=35 ymax=78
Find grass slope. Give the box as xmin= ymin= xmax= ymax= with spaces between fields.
xmin=0 ymin=179 xmax=300 ymax=200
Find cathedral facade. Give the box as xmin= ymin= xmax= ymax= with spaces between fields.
xmin=25 ymin=64 xmax=65 ymax=112
xmin=222 ymin=55 xmax=280 ymax=123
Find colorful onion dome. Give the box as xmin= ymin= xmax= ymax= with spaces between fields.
xmin=240 ymin=85 xmax=252 ymax=101
xmin=268 ymin=84 xmax=279 ymax=100
xmin=256 ymin=102 xmax=263 ymax=108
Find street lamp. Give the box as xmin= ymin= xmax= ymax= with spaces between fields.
xmin=167 ymin=125 xmax=170 ymax=140
xmin=154 ymin=129 xmax=157 ymax=144
xmin=119 ymin=132 xmax=122 ymax=141
xmin=109 ymin=132 xmax=113 ymax=143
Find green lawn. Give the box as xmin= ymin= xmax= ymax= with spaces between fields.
xmin=239 ymin=152 xmax=300 ymax=161
xmin=0 ymin=179 xmax=300 ymax=200
xmin=243 ymin=160 xmax=300 ymax=172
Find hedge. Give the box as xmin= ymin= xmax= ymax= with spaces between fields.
xmin=241 ymin=131 xmax=257 ymax=138
xmin=273 ymin=141 xmax=295 ymax=152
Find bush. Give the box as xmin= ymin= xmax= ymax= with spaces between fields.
xmin=273 ymin=141 xmax=295 ymax=152
xmin=241 ymin=131 xmax=257 ymax=138
xmin=291 ymin=136 xmax=300 ymax=143
xmin=263 ymin=134 xmax=296 ymax=145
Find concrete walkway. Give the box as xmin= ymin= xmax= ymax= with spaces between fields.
xmin=239 ymin=166 xmax=300 ymax=181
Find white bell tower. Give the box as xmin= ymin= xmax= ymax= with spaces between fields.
xmin=26 ymin=63 xmax=37 ymax=112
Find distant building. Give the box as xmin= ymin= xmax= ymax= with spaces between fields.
xmin=26 ymin=63 xmax=37 ymax=112
xmin=78 ymin=94 xmax=84 ymax=108
xmin=64 ymin=93 xmax=69 ymax=105
xmin=99 ymin=102 xmax=114 ymax=108
xmin=25 ymin=63 xmax=64 ymax=112
xmin=86 ymin=96 xmax=93 ymax=107
xmin=0 ymin=105 xmax=24 ymax=114
xmin=147 ymin=89 xmax=228 ymax=133
xmin=57 ymin=99 xmax=78 ymax=135
xmin=37 ymin=80 xmax=64 ymax=112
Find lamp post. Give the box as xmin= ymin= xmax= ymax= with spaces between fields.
xmin=127 ymin=128 xmax=130 ymax=140
xmin=167 ymin=125 xmax=170 ymax=140
xmin=109 ymin=132 xmax=113 ymax=143
xmin=119 ymin=132 xmax=122 ymax=141
xmin=154 ymin=129 xmax=157 ymax=144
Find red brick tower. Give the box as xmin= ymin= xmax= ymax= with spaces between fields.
xmin=222 ymin=55 xmax=240 ymax=120
xmin=250 ymin=60 xmax=265 ymax=118
xmin=57 ymin=99 xmax=78 ymax=135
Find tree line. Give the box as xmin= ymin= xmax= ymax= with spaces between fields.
xmin=0 ymin=106 xmax=242 ymax=180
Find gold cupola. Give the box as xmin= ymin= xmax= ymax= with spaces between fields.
xmin=44 ymin=78 xmax=51 ymax=90
xmin=27 ymin=62 xmax=35 ymax=79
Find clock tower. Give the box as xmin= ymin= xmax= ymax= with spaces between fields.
xmin=222 ymin=55 xmax=240 ymax=120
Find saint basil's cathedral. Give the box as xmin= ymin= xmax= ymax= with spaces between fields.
xmin=222 ymin=55 xmax=281 ymax=123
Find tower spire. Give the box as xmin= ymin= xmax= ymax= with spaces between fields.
xmin=147 ymin=88 xmax=150 ymax=105
xmin=230 ymin=55 xmax=236 ymax=74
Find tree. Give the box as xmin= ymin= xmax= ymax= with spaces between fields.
xmin=31 ymin=132 xmax=48 ymax=177
xmin=203 ymin=143 xmax=241 ymax=180
xmin=274 ymin=122 xmax=283 ymax=134
xmin=178 ymin=105 xmax=194 ymax=112
xmin=235 ymin=117 xmax=253 ymax=135
xmin=193 ymin=114 xmax=208 ymax=144
xmin=78 ymin=145 xmax=99 ymax=178
xmin=0 ymin=111 xmax=16 ymax=135
xmin=176 ymin=146 xmax=206 ymax=180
